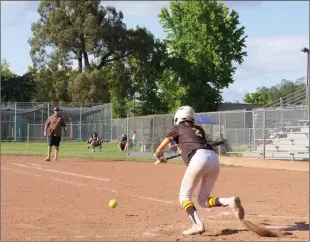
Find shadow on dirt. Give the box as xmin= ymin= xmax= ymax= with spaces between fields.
xmin=204 ymin=228 xmax=248 ymax=237
xmin=260 ymin=221 xmax=309 ymax=236
xmin=204 ymin=221 xmax=309 ymax=237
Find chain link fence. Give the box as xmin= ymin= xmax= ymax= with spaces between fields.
xmin=111 ymin=106 xmax=309 ymax=156
xmin=0 ymin=102 xmax=112 ymax=142
xmin=111 ymin=110 xmax=255 ymax=153
xmin=2 ymin=102 xmax=309 ymax=160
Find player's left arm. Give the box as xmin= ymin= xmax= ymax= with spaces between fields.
xmin=61 ymin=117 xmax=68 ymax=134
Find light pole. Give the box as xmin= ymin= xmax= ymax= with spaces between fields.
xmin=301 ymin=47 xmax=309 ymax=105
xmin=301 ymin=47 xmax=310 ymax=162
xmin=301 ymin=47 xmax=309 ymax=88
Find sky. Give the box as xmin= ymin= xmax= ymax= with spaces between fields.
xmin=1 ymin=1 xmax=309 ymax=102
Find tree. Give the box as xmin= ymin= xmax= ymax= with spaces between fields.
xmin=126 ymin=28 xmax=169 ymax=116
xmin=158 ymin=0 xmax=247 ymax=112
xmin=243 ymin=77 xmax=307 ymax=105
xmin=1 ymin=59 xmax=13 ymax=78
xmin=1 ymin=72 xmax=36 ymax=102
xmin=243 ymin=90 xmax=266 ymax=105
xmin=102 ymin=60 xmax=130 ymax=118
xmin=31 ymin=66 xmax=70 ymax=102
xmin=29 ymin=0 xmax=159 ymax=72
xmin=29 ymin=0 xmax=167 ymax=113
xmin=68 ymin=69 xmax=109 ymax=104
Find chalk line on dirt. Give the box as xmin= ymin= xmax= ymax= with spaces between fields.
xmin=11 ymin=163 xmax=110 ymax=182
xmin=3 ymin=167 xmax=174 ymax=205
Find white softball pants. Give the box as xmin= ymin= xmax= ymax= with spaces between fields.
xmin=179 ymin=149 xmax=220 ymax=208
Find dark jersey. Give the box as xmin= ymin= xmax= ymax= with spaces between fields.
xmin=121 ymin=136 xmax=127 ymax=144
xmin=166 ymin=123 xmax=213 ymax=165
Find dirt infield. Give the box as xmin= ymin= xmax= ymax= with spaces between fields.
xmin=1 ymin=155 xmax=309 ymax=241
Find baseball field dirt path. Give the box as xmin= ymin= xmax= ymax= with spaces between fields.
xmin=1 ymin=155 xmax=309 ymax=241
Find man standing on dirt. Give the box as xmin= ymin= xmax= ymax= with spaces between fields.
xmin=44 ymin=107 xmax=67 ymax=161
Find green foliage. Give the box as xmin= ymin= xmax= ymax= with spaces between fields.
xmin=102 ymin=60 xmax=130 ymax=118
xmin=1 ymin=59 xmax=13 ymax=78
xmin=25 ymin=0 xmax=249 ymax=116
xmin=158 ymin=0 xmax=247 ymax=112
xmin=68 ymin=69 xmax=109 ymax=105
xmin=243 ymin=77 xmax=307 ymax=105
xmin=1 ymin=72 xmax=36 ymax=102
xmin=31 ymin=66 xmax=70 ymax=102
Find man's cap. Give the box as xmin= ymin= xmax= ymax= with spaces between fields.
xmin=53 ymin=107 xmax=60 ymax=111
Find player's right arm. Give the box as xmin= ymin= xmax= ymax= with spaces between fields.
xmin=155 ymin=126 xmax=178 ymax=162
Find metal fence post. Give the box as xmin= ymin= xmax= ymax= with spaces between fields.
xmin=118 ymin=119 xmax=120 ymax=140
xmin=218 ymin=113 xmax=221 ymax=156
xmin=47 ymin=103 xmax=50 ymax=142
xmin=152 ymin=115 xmax=155 ymax=152
xmin=252 ymin=109 xmax=256 ymax=150
xmin=27 ymin=123 xmax=30 ymax=145
xmin=41 ymin=104 xmax=44 ymax=140
xmin=14 ymin=102 xmax=17 ymax=141
xmin=79 ymin=103 xmax=82 ymax=141
xmin=224 ymin=113 xmax=227 ymax=139
xmin=243 ymin=109 xmax=246 ymax=145
xmin=262 ymin=109 xmax=266 ymax=159
xmin=126 ymin=113 xmax=129 ymax=146
xmin=111 ymin=105 xmax=113 ymax=141
xmin=308 ymin=85 xmax=310 ymax=161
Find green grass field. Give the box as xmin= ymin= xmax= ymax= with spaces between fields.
xmin=1 ymin=141 xmax=151 ymax=161
xmin=1 ymin=141 xmax=236 ymax=167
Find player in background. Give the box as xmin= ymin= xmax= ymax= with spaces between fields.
xmin=44 ymin=107 xmax=67 ymax=161
xmin=118 ymin=134 xmax=128 ymax=152
xmin=155 ymin=106 xmax=244 ymax=235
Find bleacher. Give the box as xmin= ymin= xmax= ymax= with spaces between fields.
xmin=242 ymin=87 xmax=309 ymax=161
xmin=243 ymin=120 xmax=309 ymax=161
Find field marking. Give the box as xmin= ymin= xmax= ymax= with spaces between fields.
xmin=10 ymin=163 xmax=110 ymax=182
xmin=20 ymin=235 xmax=107 ymax=240
xmin=3 ymin=167 xmax=175 ymax=205
xmin=4 ymin=165 xmax=308 ymax=221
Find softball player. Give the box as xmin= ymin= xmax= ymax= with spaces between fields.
xmin=155 ymin=106 xmax=244 ymax=235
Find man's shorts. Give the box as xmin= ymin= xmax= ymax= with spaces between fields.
xmin=48 ymin=136 xmax=61 ymax=147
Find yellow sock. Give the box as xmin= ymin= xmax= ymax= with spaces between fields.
xmin=207 ymin=197 xmax=221 ymax=207
xmin=182 ymin=200 xmax=197 ymax=223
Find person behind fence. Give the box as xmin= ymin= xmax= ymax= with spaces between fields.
xmin=118 ymin=134 xmax=128 ymax=152
xmin=87 ymin=132 xmax=102 ymax=152
xmin=44 ymin=107 xmax=67 ymax=161
xmin=132 ymin=130 xmax=137 ymax=146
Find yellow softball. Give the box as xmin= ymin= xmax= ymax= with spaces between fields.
xmin=109 ymin=199 xmax=117 ymax=208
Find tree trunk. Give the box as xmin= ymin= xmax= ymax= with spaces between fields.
xmin=78 ymin=57 xmax=83 ymax=72
xmin=80 ymin=34 xmax=90 ymax=70
xmin=83 ymin=52 xmax=90 ymax=69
